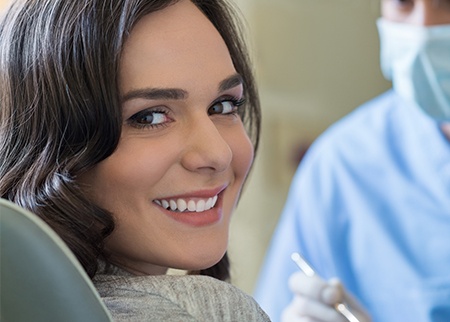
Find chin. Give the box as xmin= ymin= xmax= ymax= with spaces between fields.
xmin=176 ymin=247 xmax=227 ymax=272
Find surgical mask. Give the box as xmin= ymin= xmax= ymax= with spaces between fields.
xmin=377 ymin=18 xmax=450 ymax=121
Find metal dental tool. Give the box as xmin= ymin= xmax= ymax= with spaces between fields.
xmin=290 ymin=252 xmax=361 ymax=322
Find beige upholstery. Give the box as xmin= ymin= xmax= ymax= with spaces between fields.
xmin=0 ymin=198 xmax=112 ymax=322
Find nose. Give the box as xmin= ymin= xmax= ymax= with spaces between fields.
xmin=180 ymin=117 xmax=232 ymax=173
xmin=410 ymin=1 xmax=450 ymax=26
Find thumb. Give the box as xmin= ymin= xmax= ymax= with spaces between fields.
xmin=321 ymin=278 xmax=345 ymax=305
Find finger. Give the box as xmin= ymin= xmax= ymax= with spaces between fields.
xmin=288 ymin=272 xmax=328 ymax=300
xmin=281 ymin=301 xmax=324 ymax=322
xmin=321 ymin=278 xmax=344 ymax=305
xmin=282 ymin=302 xmax=323 ymax=322
xmin=289 ymin=295 xmax=348 ymax=322
xmin=281 ymin=307 xmax=323 ymax=322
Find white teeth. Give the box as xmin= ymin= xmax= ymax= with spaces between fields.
xmin=155 ymin=195 xmax=218 ymax=213
xmin=205 ymin=198 xmax=213 ymax=210
xmin=188 ymin=200 xmax=196 ymax=212
xmin=196 ymin=200 xmax=206 ymax=212
xmin=177 ymin=199 xmax=187 ymax=212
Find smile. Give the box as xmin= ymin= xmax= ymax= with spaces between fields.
xmin=154 ymin=195 xmax=218 ymax=213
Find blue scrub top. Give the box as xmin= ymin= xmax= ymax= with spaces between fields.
xmin=254 ymin=90 xmax=450 ymax=322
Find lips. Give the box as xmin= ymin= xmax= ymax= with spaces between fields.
xmin=153 ymin=187 xmax=225 ymax=227
xmin=154 ymin=195 xmax=218 ymax=212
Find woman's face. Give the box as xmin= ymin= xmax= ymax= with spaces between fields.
xmin=81 ymin=0 xmax=253 ymax=275
xmin=382 ymin=0 xmax=450 ymax=25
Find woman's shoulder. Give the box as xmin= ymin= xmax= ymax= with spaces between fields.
xmin=93 ymin=273 xmax=270 ymax=322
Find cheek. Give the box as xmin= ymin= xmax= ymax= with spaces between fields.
xmin=381 ymin=1 xmax=410 ymax=23
xmin=229 ymin=126 xmax=254 ymax=181
xmin=84 ymin=140 xmax=177 ymax=209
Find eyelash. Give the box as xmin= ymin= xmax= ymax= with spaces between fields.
xmin=127 ymin=107 xmax=172 ymax=130
xmin=209 ymin=96 xmax=246 ymax=116
xmin=392 ymin=0 xmax=414 ymax=7
xmin=127 ymin=96 xmax=246 ymax=130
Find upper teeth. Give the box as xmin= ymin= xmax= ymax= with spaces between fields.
xmin=154 ymin=195 xmax=218 ymax=213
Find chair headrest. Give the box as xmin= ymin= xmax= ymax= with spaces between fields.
xmin=0 ymin=198 xmax=112 ymax=322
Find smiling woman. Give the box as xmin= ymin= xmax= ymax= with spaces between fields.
xmin=0 ymin=0 xmax=267 ymax=320
xmin=78 ymin=0 xmax=255 ymax=278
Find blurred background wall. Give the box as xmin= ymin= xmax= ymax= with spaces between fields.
xmin=0 ymin=0 xmax=390 ymax=295
xmin=228 ymin=0 xmax=391 ymax=294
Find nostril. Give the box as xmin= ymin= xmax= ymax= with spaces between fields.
xmin=180 ymin=144 xmax=232 ymax=172
xmin=180 ymin=126 xmax=232 ymax=172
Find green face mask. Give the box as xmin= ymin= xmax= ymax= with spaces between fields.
xmin=377 ymin=18 xmax=450 ymax=122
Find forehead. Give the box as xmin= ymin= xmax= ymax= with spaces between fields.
xmin=382 ymin=0 xmax=450 ymax=23
xmin=119 ymin=0 xmax=234 ymax=92
xmin=382 ymin=0 xmax=450 ymax=8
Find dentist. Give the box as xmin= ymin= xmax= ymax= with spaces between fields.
xmin=255 ymin=0 xmax=450 ymax=321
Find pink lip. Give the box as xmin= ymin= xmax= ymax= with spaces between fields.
xmin=156 ymin=185 xmax=227 ymax=200
xmin=155 ymin=185 xmax=227 ymax=227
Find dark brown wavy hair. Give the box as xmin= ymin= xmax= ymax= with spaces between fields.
xmin=0 ymin=0 xmax=260 ymax=281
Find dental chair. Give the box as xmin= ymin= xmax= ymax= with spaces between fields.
xmin=0 ymin=198 xmax=112 ymax=322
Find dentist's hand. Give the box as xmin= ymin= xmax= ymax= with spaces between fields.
xmin=281 ymin=272 xmax=371 ymax=322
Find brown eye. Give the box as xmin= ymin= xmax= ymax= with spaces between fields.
xmin=209 ymin=101 xmax=236 ymax=115
xmin=128 ymin=109 xmax=172 ymax=129
xmin=394 ymin=0 xmax=414 ymax=7
xmin=208 ymin=97 xmax=246 ymax=116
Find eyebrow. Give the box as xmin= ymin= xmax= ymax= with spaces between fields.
xmin=122 ymin=88 xmax=188 ymax=102
xmin=121 ymin=73 xmax=243 ymax=103
xmin=219 ymin=73 xmax=244 ymax=92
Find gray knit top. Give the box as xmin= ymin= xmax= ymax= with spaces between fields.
xmin=93 ymin=264 xmax=271 ymax=321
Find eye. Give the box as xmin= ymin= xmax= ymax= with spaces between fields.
xmin=392 ymin=0 xmax=414 ymax=7
xmin=127 ymin=108 xmax=172 ymax=129
xmin=208 ymin=97 xmax=246 ymax=116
